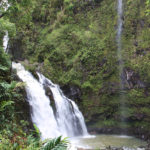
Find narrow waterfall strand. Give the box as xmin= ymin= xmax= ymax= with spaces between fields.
xmin=3 ymin=31 xmax=9 ymax=53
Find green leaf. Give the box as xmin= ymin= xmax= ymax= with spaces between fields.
xmin=0 ymin=100 xmax=14 ymax=111
xmin=42 ymin=136 xmax=68 ymax=150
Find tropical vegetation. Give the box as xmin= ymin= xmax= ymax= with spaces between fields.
xmin=0 ymin=0 xmax=150 ymax=149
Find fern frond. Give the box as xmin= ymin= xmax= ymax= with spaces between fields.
xmin=0 ymin=64 xmax=9 ymax=71
xmin=0 ymin=100 xmax=14 ymax=111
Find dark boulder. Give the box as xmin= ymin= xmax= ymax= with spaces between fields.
xmin=61 ymin=85 xmax=82 ymax=102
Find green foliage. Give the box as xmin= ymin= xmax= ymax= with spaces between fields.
xmin=0 ymin=133 xmax=40 ymax=150
xmin=42 ymin=136 xmax=68 ymax=150
xmin=33 ymin=124 xmax=41 ymax=139
xmin=146 ymin=0 xmax=150 ymax=15
xmin=0 ymin=18 xmax=16 ymax=36
xmin=0 ymin=0 xmax=150 ymax=141
xmin=0 ymin=100 xmax=14 ymax=111
xmin=0 ymin=64 xmax=9 ymax=72
xmin=0 ymin=134 xmax=68 ymax=150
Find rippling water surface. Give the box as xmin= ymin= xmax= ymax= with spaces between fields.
xmin=70 ymin=134 xmax=147 ymax=150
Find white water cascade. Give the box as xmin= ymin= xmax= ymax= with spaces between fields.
xmin=117 ymin=0 xmax=124 ymax=88
xmin=117 ymin=0 xmax=127 ymax=124
xmin=3 ymin=31 xmax=9 ymax=53
xmin=38 ymin=73 xmax=88 ymax=137
xmin=117 ymin=0 xmax=123 ymax=44
xmin=0 ymin=0 xmax=10 ymax=11
xmin=12 ymin=62 xmax=61 ymax=140
xmin=12 ymin=62 xmax=88 ymax=140
xmin=1 ymin=0 xmax=10 ymax=53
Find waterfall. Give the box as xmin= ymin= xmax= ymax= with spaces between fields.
xmin=3 ymin=31 xmax=9 ymax=53
xmin=117 ymin=0 xmax=127 ymax=125
xmin=1 ymin=0 xmax=10 ymax=53
xmin=12 ymin=62 xmax=61 ymax=140
xmin=117 ymin=0 xmax=124 ymax=90
xmin=12 ymin=62 xmax=88 ymax=140
xmin=0 ymin=0 xmax=10 ymax=11
xmin=38 ymin=73 xmax=88 ymax=137
xmin=117 ymin=0 xmax=124 ymax=89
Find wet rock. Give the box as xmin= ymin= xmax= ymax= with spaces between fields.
xmin=77 ymin=148 xmax=93 ymax=150
xmin=123 ymin=68 xmax=145 ymax=89
xmin=139 ymin=19 xmax=145 ymax=28
xmin=136 ymin=49 xmax=146 ymax=56
xmin=61 ymin=85 xmax=81 ymax=102
xmin=106 ymin=146 xmax=123 ymax=150
xmin=88 ymin=127 xmax=125 ymax=135
xmin=9 ymin=36 xmax=24 ymax=61
xmin=99 ymin=82 xmax=120 ymax=95
xmin=42 ymin=83 xmax=56 ymax=115
xmin=44 ymin=86 xmax=54 ymax=101
xmin=77 ymin=147 xmax=126 ymax=150
xmin=13 ymin=81 xmax=34 ymax=133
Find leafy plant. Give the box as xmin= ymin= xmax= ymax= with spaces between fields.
xmin=146 ymin=0 xmax=150 ymax=15
xmin=0 ymin=100 xmax=14 ymax=111
xmin=33 ymin=124 xmax=41 ymax=139
xmin=42 ymin=136 xmax=68 ymax=150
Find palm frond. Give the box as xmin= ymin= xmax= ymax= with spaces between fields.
xmin=42 ymin=136 xmax=68 ymax=150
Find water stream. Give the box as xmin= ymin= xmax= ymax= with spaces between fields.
xmin=12 ymin=62 xmax=88 ymax=140
xmin=116 ymin=0 xmax=128 ymax=125
xmin=12 ymin=62 xmax=61 ymax=140
xmin=117 ymin=0 xmax=124 ymax=88
xmin=38 ymin=73 xmax=88 ymax=137
xmin=3 ymin=31 xmax=9 ymax=53
xmin=1 ymin=0 xmax=10 ymax=53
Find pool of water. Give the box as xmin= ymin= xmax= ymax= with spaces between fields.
xmin=69 ymin=134 xmax=147 ymax=150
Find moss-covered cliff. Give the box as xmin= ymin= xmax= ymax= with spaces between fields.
xmin=7 ymin=0 xmax=150 ymax=139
